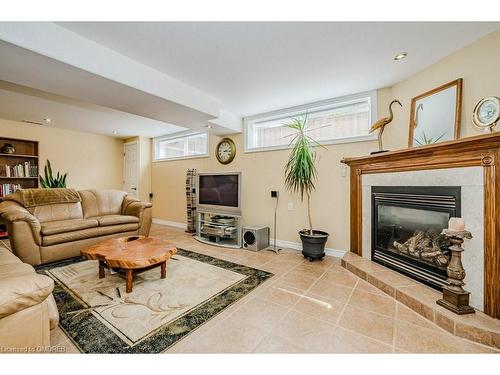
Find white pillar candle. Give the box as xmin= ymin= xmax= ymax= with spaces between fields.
xmin=448 ymin=217 xmax=465 ymax=231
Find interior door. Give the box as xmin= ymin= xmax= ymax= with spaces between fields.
xmin=123 ymin=142 xmax=138 ymax=198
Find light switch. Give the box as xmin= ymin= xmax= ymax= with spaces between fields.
xmin=341 ymin=164 xmax=348 ymax=177
xmin=287 ymin=202 xmax=295 ymax=210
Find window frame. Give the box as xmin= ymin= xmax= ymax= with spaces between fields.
xmin=153 ymin=131 xmax=209 ymax=162
xmin=243 ymin=90 xmax=377 ymax=153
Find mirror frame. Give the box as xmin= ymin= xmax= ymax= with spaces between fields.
xmin=408 ymin=78 xmax=463 ymax=147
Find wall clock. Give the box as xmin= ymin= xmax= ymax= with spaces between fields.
xmin=215 ymin=138 xmax=236 ymax=164
xmin=472 ymin=96 xmax=500 ymax=132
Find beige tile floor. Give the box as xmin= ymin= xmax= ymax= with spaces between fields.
xmin=50 ymin=224 xmax=499 ymax=354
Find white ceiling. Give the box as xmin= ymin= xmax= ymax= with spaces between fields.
xmin=0 ymin=80 xmax=187 ymax=138
xmin=58 ymin=22 xmax=499 ymax=117
xmin=0 ymin=22 xmax=498 ymax=139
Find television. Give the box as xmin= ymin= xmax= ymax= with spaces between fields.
xmin=196 ymin=172 xmax=241 ymax=214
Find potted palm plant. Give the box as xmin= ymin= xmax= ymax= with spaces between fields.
xmin=284 ymin=115 xmax=329 ymax=261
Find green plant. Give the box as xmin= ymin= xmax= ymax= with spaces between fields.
xmin=39 ymin=159 xmax=68 ymax=188
xmin=284 ymin=115 xmax=324 ymax=235
xmin=415 ymin=131 xmax=446 ymax=145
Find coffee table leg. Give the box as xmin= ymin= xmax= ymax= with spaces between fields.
xmin=161 ymin=261 xmax=166 ymax=279
xmin=99 ymin=260 xmax=106 ymax=278
xmin=125 ymin=269 xmax=133 ymax=293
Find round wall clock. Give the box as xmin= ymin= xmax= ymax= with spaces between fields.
xmin=215 ymin=138 xmax=236 ymax=164
xmin=472 ymin=96 xmax=500 ymax=132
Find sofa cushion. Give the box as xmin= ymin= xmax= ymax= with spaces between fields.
xmin=79 ymin=190 xmax=127 ymax=218
xmin=0 ymin=274 xmax=54 ymax=319
xmin=30 ymin=202 xmax=84 ymax=223
xmin=42 ymin=223 xmax=139 ymax=246
xmin=41 ymin=218 xmax=99 ymax=236
xmin=0 ymin=263 xmax=37 ymax=279
xmin=0 ymin=247 xmax=22 ymax=266
xmin=96 ymin=215 xmax=139 ymax=227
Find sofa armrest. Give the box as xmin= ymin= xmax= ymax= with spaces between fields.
xmin=122 ymin=196 xmax=152 ymax=236
xmin=122 ymin=196 xmax=152 ymax=216
xmin=0 ymin=274 xmax=54 ymax=319
xmin=0 ymin=201 xmax=42 ymax=245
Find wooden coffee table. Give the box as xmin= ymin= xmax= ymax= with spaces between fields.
xmin=81 ymin=236 xmax=177 ymax=293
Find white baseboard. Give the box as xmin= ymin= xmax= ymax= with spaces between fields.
xmin=270 ymin=239 xmax=347 ymax=258
xmin=152 ymin=218 xmax=187 ymax=230
xmin=152 ymin=219 xmax=346 ymax=258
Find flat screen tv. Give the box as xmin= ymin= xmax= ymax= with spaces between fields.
xmin=197 ymin=172 xmax=241 ymax=214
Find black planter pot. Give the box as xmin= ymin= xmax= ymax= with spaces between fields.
xmin=299 ymin=230 xmax=329 ymax=262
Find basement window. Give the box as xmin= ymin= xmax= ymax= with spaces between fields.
xmin=244 ymin=91 xmax=377 ymax=152
xmin=153 ymin=132 xmax=208 ymax=161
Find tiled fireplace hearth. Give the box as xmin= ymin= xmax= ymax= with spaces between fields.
xmin=342 ymin=133 xmax=500 ymax=349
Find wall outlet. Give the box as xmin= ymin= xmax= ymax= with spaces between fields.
xmin=287 ymin=202 xmax=295 ymax=211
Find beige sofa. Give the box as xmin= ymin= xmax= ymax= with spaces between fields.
xmin=0 ymin=189 xmax=152 ymax=266
xmin=0 ymin=245 xmax=59 ymax=351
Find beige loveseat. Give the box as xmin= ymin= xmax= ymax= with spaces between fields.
xmin=0 ymin=189 xmax=152 ymax=266
xmin=0 ymin=245 xmax=59 ymax=351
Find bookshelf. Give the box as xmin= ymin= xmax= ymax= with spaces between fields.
xmin=0 ymin=137 xmax=39 ymax=238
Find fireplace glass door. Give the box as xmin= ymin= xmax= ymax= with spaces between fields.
xmin=372 ymin=186 xmax=461 ymax=290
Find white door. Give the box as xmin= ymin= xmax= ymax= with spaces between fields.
xmin=123 ymin=142 xmax=139 ymax=198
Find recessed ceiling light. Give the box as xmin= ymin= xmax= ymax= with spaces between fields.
xmin=205 ymin=124 xmax=213 ymax=129
xmin=43 ymin=118 xmax=52 ymax=124
xmin=112 ymin=130 xmax=118 ymax=135
xmin=394 ymin=52 xmax=408 ymax=61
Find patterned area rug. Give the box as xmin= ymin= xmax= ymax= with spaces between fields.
xmin=34 ymin=249 xmax=273 ymax=353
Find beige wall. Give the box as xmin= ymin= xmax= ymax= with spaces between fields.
xmin=151 ymin=28 xmax=500 ymax=251
xmin=382 ymin=28 xmax=500 ymax=149
xmin=0 ymin=118 xmax=123 ymax=190
xmin=152 ymin=132 xmax=377 ymax=250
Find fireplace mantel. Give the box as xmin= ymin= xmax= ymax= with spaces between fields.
xmin=341 ymin=132 xmax=500 ymax=319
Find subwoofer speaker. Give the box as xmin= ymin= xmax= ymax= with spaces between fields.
xmin=242 ymin=226 xmax=270 ymax=251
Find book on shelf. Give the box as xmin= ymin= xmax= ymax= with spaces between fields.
xmin=3 ymin=161 xmax=38 ymax=178
xmin=0 ymin=183 xmax=22 ymax=198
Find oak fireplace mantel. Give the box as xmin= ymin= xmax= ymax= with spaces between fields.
xmin=341 ymin=132 xmax=500 ymax=319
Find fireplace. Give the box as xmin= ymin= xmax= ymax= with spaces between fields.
xmin=371 ymin=186 xmax=461 ymax=290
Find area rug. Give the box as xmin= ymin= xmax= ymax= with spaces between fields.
xmin=34 ymin=249 xmax=273 ymax=353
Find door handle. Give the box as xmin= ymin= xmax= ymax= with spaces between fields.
xmin=131 ymin=187 xmax=137 ymax=190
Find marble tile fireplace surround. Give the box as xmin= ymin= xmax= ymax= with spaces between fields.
xmin=342 ymin=132 xmax=500 ymax=320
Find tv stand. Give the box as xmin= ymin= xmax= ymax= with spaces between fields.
xmin=195 ymin=210 xmax=242 ymax=248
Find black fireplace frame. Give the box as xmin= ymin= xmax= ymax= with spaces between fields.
xmin=371 ymin=186 xmax=461 ymax=290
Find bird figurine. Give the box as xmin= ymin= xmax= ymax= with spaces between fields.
xmin=369 ymin=99 xmax=402 ymax=154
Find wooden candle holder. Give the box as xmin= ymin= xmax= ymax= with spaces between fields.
xmin=437 ymin=229 xmax=475 ymax=315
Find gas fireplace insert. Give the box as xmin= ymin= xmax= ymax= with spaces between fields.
xmin=371 ymin=186 xmax=461 ymax=290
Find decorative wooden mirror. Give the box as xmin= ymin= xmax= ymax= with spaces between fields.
xmin=408 ymin=79 xmax=462 ymax=147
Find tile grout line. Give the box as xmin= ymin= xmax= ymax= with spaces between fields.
xmin=159 ymin=226 xmax=500 ymax=354
xmin=265 ymin=263 xmax=400 ymax=352
xmin=176 ymin=250 xmax=318 ymax=353
xmin=332 ymin=278 xmax=359 ymax=329
xmin=392 ymin=303 xmax=399 ymax=353
xmin=251 ymin=259 xmax=337 ymax=353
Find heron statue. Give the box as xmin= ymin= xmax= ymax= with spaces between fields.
xmin=369 ymin=99 xmax=402 ymax=154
